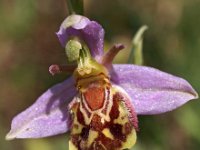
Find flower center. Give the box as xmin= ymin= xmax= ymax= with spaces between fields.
xmin=70 ymin=41 xmax=110 ymax=91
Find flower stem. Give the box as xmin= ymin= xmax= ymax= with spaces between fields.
xmin=66 ymin=0 xmax=84 ymax=15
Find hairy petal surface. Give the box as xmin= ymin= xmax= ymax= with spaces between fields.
xmin=56 ymin=14 xmax=104 ymax=60
xmin=6 ymin=77 xmax=77 ymax=140
xmin=112 ymin=65 xmax=198 ymax=115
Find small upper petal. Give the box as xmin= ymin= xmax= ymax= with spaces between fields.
xmin=60 ymin=15 xmax=90 ymax=30
xmin=56 ymin=14 xmax=104 ymax=61
xmin=112 ymin=64 xmax=198 ymax=115
xmin=6 ymin=77 xmax=77 ymax=140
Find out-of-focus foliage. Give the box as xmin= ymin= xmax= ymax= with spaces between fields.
xmin=0 ymin=0 xmax=199 ymax=150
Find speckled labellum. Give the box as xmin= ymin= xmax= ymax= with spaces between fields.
xmin=68 ymin=44 xmax=138 ymax=150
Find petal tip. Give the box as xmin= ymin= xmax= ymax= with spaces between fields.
xmin=183 ymin=81 xmax=199 ymax=100
xmin=5 ymin=131 xmax=16 ymax=141
xmin=193 ymin=90 xmax=199 ymax=99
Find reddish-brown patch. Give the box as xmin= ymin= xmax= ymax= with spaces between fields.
xmin=110 ymin=124 xmax=126 ymax=142
xmin=77 ymin=105 xmax=86 ymax=126
xmin=80 ymin=127 xmax=90 ymax=140
xmin=124 ymin=122 xmax=132 ymax=135
xmin=84 ymin=87 xmax=105 ymax=110
xmin=93 ymin=132 xmax=122 ymax=150
xmin=90 ymin=114 xmax=104 ymax=131
xmin=109 ymin=95 xmax=120 ymax=120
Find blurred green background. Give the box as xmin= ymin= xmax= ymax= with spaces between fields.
xmin=0 ymin=0 xmax=200 ymax=150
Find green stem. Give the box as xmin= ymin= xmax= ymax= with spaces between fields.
xmin=66 ymin=0 xmax=84 ymax=15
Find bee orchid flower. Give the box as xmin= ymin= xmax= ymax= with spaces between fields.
xmin=6 ymin=15 xmax=198 ymax=150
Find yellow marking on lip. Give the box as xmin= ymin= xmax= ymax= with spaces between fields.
xmin=87 ymin=130 xmax=98 ymax=147
xmin=71 ymin=121 xmax=83 ymax=135
xmin=121 ymin=128 xmax=137 ymax=149
xmin=69 ymin=140 xmax=78 ymax=150
xmin=113 ymin=101 xmax=129 ymax=125
xmin=102 ymin=128 xmax=114 ymax=140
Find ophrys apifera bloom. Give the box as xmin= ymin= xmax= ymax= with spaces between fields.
xmin=6 ymin=15 xmax=198 ymax=150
